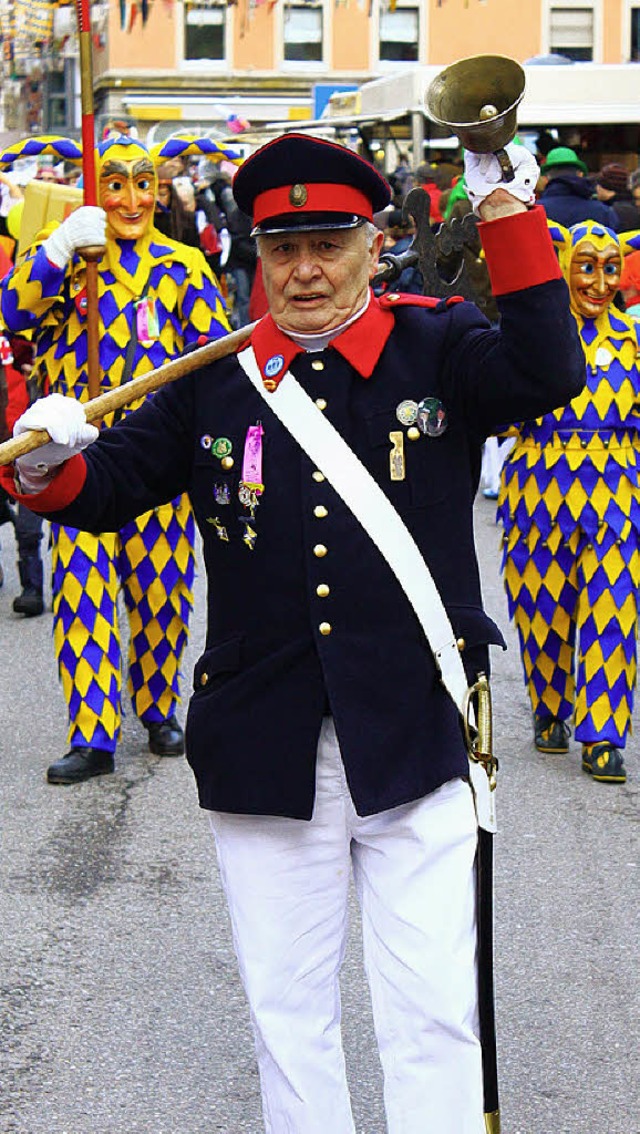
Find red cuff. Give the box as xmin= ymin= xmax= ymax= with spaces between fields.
xmin=0 ymin=453 xmax=87 ymax=510
xmin=479 ymin=205 xmax=562 ymax=296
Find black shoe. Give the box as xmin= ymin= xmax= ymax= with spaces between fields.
xmin=582 ymin=742 xmax=626 ymax=784
xmin=145 ymin=715 xmax=184 ymax=757
xmin=13 ymin=589 xmax=44 ymax=617
xmin=47 ymin=746 xmax=115 ymax=784
xmin=534 ymin=714 xmax=571 ymax=753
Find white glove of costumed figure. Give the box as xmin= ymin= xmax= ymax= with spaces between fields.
xmin=14 ymin=393 xmax=99 ymax=493
xmin=464 ymin=142 xmax=539 ymax=215
xmin=42 ymin=205 xmax=107 ymax=268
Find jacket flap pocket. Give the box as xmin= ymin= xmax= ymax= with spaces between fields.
xmin=193 ymin=635 xmax=243 ymax=690
xmin=365 ymin=407 xmax=401 ymax=448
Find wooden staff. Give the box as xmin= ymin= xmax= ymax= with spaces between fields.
xmin=0 ymin=323 xmax=256 ymax=467
xmin=76 ymin=0 xmax=104 ymax=400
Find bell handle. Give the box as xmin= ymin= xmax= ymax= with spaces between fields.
xmin=493 ymin=148 xmax=515 ymax=183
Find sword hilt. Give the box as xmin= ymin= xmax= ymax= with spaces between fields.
xmin=464 ymin=671 xmax=498 ymax=791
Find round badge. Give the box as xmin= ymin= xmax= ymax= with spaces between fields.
xmin=264 ymin=354 xmax=284 ymax=379
xmin=396 ymin=399 xmax=418 ymax=427
xmin=212 ymin=436 xmax=233 ymax=459
xmin=416 ymin=397 xmax=448 ymax=437
xmin=200 ymin=434 xmax=213 ymax=450
xmin=289 ymin=183 xmax=308 ymax=208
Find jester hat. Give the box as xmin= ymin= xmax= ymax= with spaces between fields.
xmin=0 ymin=133 xmax=243 ymax=180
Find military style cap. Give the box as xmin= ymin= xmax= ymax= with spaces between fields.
xmin=232 ymin=133 xmax=391 ymax=236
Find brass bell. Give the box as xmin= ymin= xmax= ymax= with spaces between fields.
xmin=425 ymin=54 xmax=525 ymax=181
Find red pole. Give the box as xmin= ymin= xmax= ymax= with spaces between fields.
xmin=75 ymin=0 xmax=102 ymax=401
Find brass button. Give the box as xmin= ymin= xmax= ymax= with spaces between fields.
xmin=312 ymin=470 xmax=325 ymax=483
xmin=317 ymin=583 xmax=330 ymax=598
xmin=311 ymin=360 xmax=325 ymax=371
xmin=456 ymin=638 xmax=466 ymax=652
xmin=315 ymin=398 xmax=327 ymax=411
xmin=407 ymin=426 xmax=420 ymax=441
xmin=200 ymin=672 xmax=209 ymax=687
xmin=313 ymin=543 xmax=328 ymax=558
xmin=319 ymin=622 xmax=332 ymax=636
xmin=314 ymin=505 xmax=328 ymax=519
xmin=221 ymin=456 xmax=234 ymax=470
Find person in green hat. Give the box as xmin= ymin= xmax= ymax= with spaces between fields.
xmin=539 ymin=145 xmax=620 ymax=229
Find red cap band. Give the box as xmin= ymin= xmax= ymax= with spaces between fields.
xmin=253 ymin=183 xmax=374 ymax=225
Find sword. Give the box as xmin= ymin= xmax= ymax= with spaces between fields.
xmin=465 ymin=672 xmax=501 ymax=1134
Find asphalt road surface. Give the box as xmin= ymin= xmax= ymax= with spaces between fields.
xmin=1 ymin=497 xmax=638 ymax=1134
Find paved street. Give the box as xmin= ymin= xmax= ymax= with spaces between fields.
xmin=1 ymin=497 xmax=638 ymax=1134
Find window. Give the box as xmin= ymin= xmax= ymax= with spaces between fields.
xmin=184 ymin=1 xmax=226 ymax=62
xmin=379 ymin=3 xmax=419 ymax=63
xmin=631 ymin=6 xmax=640 ymax=61
xmin=549 ymin=6 xmax=593 ymax=61
xmin=284 ymin=4 xmax=323 ymax=64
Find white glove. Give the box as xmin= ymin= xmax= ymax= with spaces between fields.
xmin=14 ymin=393 xmax=99 ymax=493
xmin=219 ymin=228 xmax=231 ymax=268
xmin=42 ymin=206 xmax=107 ymax=268
xmin=464 ymin=143 xmax=539 ymax=215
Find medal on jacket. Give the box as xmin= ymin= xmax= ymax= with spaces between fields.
xmin=207 ymin=516 xmax=229 ymax=542
xmin=238 ymin=423 xmax=264 ymax=522
xmin=388 ymin=431 xmax=406 ymax=481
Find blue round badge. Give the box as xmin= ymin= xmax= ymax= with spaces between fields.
xmin=264 ymin=354 xmax=285 ymax=379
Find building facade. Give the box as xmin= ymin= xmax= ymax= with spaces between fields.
xmin=1 ymin=0 xmax=639 ymax=149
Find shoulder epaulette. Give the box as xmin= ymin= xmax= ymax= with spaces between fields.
xmin=379 ymin=292 xmax=465 ymax=310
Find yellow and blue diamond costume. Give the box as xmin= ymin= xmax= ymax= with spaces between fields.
xmin=0 ymin=135 xmax=233 ymax=753
xmin=498 ymin=220 xmax=640 ymax=751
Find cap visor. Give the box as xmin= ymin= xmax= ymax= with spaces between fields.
xmin=252 ymin=213 xmax=364 ymax=237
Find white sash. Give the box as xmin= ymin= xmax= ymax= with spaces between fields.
xmin=236 ymin=345 xmax=496 ymax=832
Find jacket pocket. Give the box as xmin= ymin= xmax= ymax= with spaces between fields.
xmin=192 ymin=634 xmax=244 ymax=694
xmin=365 ymin=405 xmax=454 ymax=507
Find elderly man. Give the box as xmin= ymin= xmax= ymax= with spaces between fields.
xmin=2 ymin=133 xmax=584 ymax=1133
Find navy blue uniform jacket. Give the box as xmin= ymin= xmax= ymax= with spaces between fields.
xmin=9 ymin=208 xmax=585 ymax=819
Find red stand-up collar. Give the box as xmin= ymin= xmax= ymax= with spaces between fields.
xmin=248 ymin=292 xmax=395 ymax=390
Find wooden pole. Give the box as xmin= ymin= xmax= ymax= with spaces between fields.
xmin=0 ymin=323 xmax=256 ymax=467
xmin=76 ymin=0 xmax=103 ymax=400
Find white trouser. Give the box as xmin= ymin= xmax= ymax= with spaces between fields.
xmin=209 ymin=718 xmax=483 ymax=1134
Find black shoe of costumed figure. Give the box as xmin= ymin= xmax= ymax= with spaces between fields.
xmin=581 ymin=742 xmax=627 ymax=784
xmin=533 ymin=714 xmax=571 ymax=754
xmin=47 ymin=747 xmax=115 ymax=785
xmin=12 ymin=587 xmax=44 ymax=617
xmin=144 ymin=715 xmax=185 ymax=757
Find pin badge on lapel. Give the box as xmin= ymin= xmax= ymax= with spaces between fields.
xmin=396 ymin=400 xmax=418 ymax=427
xmin=417 ymin=397 xmax=447 ymax=437
xmin=388 ymin=431 xmax=406 ymax=481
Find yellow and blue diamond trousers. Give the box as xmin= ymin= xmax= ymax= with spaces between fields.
xmin=1 ymin=225 xmax=230 ymax=751
xmin=497 ymin=307 xmax=640 ymax=748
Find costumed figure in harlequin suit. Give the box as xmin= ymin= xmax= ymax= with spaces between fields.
xmin=0 ymin=133 xmax=238 ymax=783
xmin=497 ymin=219 xmax=640 ymax=784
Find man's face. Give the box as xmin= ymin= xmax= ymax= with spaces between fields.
xmin=156 ymin=179 xmax=172 ymax=208
xmin=100 ymin=158 xmax=156 ymax=240
xmin=568 ymin=238 xmax=621 ymax=319
xmin=258 ymin=224 xmax=384 ymax=334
